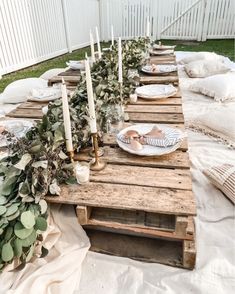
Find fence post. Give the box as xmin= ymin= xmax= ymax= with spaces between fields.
xmin=201 ymin=0 xmax=211 ymax=41
xmin=61 ymin=0 xmax=72 ymax=53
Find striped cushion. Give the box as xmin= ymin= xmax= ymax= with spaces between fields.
xmin=203 ymin=164 xmax=235 ymax=204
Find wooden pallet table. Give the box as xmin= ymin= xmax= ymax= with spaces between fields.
xmin=45 ymin=59 xmax=197 ymax=269
xmin=48 ymin=69 xmax=80 ymax=88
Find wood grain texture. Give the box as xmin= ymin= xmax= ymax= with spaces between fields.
xmin=130 ymin=97 xmax=182 ymax=105
xmin=46 ymin=183 xmax=196 ymax=216
xmin=76 ymin=147 xmax=190 ymax=169
xmin=86 ymin=229 xmax=184 ymax=268
xmin=128 ymin=112 xmax=184 ymax=123
xmin=7 ymin=108 xmax=43 ymax=119
xmin=183 ymin=240 xmax=196 ymax=269
xmin=18 ymin=101 xmax=48 ymax=109
xmin=140 ymin=75 xmax=178 ymax=85
xmin=89 ymin=164 xmax=192 ymax=190
xmin=125 ymin=105 xmax=183 ymax=114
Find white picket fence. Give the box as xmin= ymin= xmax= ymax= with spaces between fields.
xmin=0 ymin=0 xmax=234 ymax=75
xmin=101 ymin=0 xmax=235 ymax=41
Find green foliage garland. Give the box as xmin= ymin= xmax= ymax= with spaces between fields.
xmin=0 ymin=37 xmax=150 ymax=271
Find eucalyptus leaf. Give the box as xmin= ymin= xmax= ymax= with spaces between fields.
xmin=21 ymin=230 xmax=37 ymax=247
xmin=14 ymin=153 xmax=32 ymax=170
xmin=4 ymin=226 xmax=13 ymax=241
xmin=4 ymin=203 xmax=19 ymax=217
xmin=35 ymin=217 xmax=47 ymax=232
xmin=0 ymin=196 xmax=7 ymax=205
xmin=20 ymin=211 xmax=35 ymax=229
xmin=0 ymin=206 xmax=7 ymax=216
xmin=26 ymin=244 xmax=35 ymax=262
xmin=14 ymin=222 xmax=34 ymax=239
xmin=1 ymin=243 xmax=14 ymax=262
xmin=39 ymin=200 xmax=47 ymax=214
xmin=13 ymin=238 xmax=22 ymax=257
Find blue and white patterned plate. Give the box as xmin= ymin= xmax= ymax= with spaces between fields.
xmin=116 ymin=124 xmax=186 ymax=156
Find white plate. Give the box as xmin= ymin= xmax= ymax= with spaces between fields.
xmin=66 ymin=60 xmax=85 ymax=70
xmin=150 ymin=49 xmax=174 ymax=55
xmin=153 ymin=44 xmax=176 ymax=50
xmin=0 ymin=119 xmax=34 ymax=147
xmin=141 ymin=64 xmax=177 ymax=75
xmin=135 ymin=84 xmax=177 ymax=99
xmin=116 ymin=124 xmax=185 ymax=156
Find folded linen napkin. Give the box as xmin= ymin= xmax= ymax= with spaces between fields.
xmin=29 ymin=88 xmax=62 ymax=101
xmin=117 ymin=127 xmax=184 ymax=148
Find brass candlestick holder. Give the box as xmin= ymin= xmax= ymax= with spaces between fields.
xmin=90 ymin=133 xmax=106 ymax=171
xmin=69 ymin=150 xmax=75 ymax=163
xmin=89 ymin=134 xmax=104 ymax=157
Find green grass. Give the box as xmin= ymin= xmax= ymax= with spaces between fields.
xmin=0 ymin=39 xmax=234 ymax=93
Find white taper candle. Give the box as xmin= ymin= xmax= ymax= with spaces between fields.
xmin=85 ymin=58 xmax=97 ymax=133
xmin=95 ymin=26 xmax=102 ymax=59
xmin=90 ymin=30 xmax=95 ymax=62
xmin=146 ymin=19 xmax=150 ymax=38
xmin=111 ymin=25 xmax=114 ymax=46
xmin=61 ymin=78 xmax=73 ymax=152
xmin=118 ymin=37 xmax=123 ymax=84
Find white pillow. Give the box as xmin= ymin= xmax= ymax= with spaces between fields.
xmin=190 ymin=73 xmax=235 ymax=102
xmin=188 ymin=105 xmax=235 ymax=148
xmin=0 ymin=78 xmax=47 ymax=104
xmin=185 ymin=60 xmax=230 ymax=78
xmin=179 ymin=52 xmax=223 ymax=65
xmin=40 ymin=68 xmax=66 ymax=80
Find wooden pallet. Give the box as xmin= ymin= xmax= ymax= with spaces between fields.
xmin=6 ymin=101 xmax=45 ymax=119
xmin=44 ymin=54 xmax=197 ymax=269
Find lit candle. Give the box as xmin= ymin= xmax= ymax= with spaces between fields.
xmin=118 ymin=37 xmax=123 ymax=84
xmin=95 ymin=27 xmax=102 ymax=59
xmin=146 ymin=19 xmax=150 ymax=38
xmin=111 ymin=25 xmax=114 ymax=47
xmin=61 ymin=78 xmax=73 ymax=152
xmin=85 ymin=58 xmax=97 ymax=133
xmin=90 ymin=30 xmax=95 ymax=62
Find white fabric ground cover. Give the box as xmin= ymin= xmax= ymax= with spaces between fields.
xmin=0 ymin=52 xmax=235 ymax=294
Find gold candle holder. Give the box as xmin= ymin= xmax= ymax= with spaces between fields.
xmin=89 ymin=135 xmax=104 ymax=157
xmin=90 ymin=133 xmax=106 ymax=171
xmin=69 ymin=150 xmax=75 ymax=163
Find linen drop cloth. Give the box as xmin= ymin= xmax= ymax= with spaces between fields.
xmin=0 ymin=52 xmax=235 ymax=294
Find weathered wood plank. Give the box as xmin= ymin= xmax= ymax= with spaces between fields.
xmin=175 ymin=216 xmax=188 ymax=237
xmin=18 ymin=101 xmax=48 ymax=109
xmin=125 ymin=105 xmax=183 ymax=114
xmin=86 ymin=229 xmax=184 ymax=268
xmin=183 ymin=240 xmax=196 ymax=269
xmin=140 ymin=75 xmax=178 ymax=85
xmin=76 ymin=147 xmax=190 ymax=169
xmin=76 ymin=205 xmax=92 ymax=225
xmin=84 ymin=221 xmax=193 ymax=241
xmin=128 ymin=112 xmax=184 ymax=123
xmin=130 ymin=97 xmax=182 ymax=105
xmin=7 ymin=108 xmax=43 ymax=119
xmin=46 ymin=183 xmax=196 ymax=216
xmin=89 ymin=164 xmax=192 ymax=190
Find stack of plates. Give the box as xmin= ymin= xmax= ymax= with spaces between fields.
xmin=135 ymin=84 xmax=177 ymax=99
xmin=141 ymin=64 xmax=177 ymax=75
xmin=116 ymin=124 xmax=185 ymax=156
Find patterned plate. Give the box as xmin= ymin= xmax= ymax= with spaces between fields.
xmin=135 ymin=84 xmax=177 ymax=99
xmin=141 ymin=64 xmax=177 ymax=75
xmin=116 ymin=124 xmax=185 ymax=156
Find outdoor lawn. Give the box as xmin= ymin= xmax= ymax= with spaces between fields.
xmin=0 ymin=39 xmax=234 ymax=93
